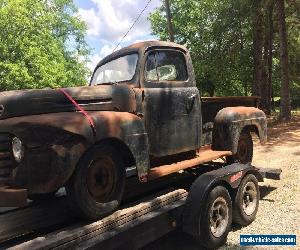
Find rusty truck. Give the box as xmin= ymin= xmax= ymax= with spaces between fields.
xmin=0 ymin=41 xmax=270 ymax=248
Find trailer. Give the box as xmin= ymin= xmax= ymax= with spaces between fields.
xmin=0 ymin=164 xmax=281 ymax=250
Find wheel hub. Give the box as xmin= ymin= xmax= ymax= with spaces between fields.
xmin=242 ymin=181 xmax=257 ymax=215
xmin=86 ymin=156 xmax=116 ymax=203
xmin=210 ymin=197 xmax=229 ymax=238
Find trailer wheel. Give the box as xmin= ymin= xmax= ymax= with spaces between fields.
xmin=227 ymin=130 xmax=253 ymax=164
xmin=233 ymin=174 xmax=259 ymax=226
xmin=66 ymin=144 xmax=125 ymax=220
xmin=196 ymin=186 xmax=232 ymax=249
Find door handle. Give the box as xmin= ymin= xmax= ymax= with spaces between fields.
xmin=188 ymin=94 xmax=197 ymax=100
xmin=186 ymin=94 xmax=197 ymax=113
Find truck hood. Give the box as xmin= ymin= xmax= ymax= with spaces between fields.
xmin=0 ymin=84 xmax=136 ymax=120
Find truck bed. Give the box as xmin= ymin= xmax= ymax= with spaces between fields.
xmin=201 ymin=96 xmax=260 ymax=145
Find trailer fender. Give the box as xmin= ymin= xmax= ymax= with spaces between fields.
xmin=182 ymin=163 xmax=263 ymax=237
xmin=212 ymin=107 xmax=267 ymax=154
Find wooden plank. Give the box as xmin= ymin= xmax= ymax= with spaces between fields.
xmin=0 ymin=195 xmax=75 ymax=244
xmin=80 ymin=200 xmax=185 ymax=250
xmin=148 ymin=148 xmax=231 ymax=180
xmin=9 ymin=189 xmax=188 ymax=250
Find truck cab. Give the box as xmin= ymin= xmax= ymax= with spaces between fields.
xmin=90 ymin=40 xmax=266 ymax=164
xmin=91 ymin=42 xmax=201 ymax=157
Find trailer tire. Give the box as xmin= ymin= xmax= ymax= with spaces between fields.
xmin=66 ymin=144 xmax=125 ymax=220
xmin=227 ymin=130 xmax=253 ymax=164
xmin=233 ymin=174 xmax=259 ymax=226
xmin=195 ymin=186 xmax=232 ymax=249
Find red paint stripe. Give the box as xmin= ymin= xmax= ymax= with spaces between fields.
xmin=58 ymin=88 xmax=96 ymax=137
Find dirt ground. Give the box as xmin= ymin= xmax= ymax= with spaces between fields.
xmin=223 ymin=114 xmax=300 ymax=249
xmin=144 ymin=114 xmax=300 ymax=250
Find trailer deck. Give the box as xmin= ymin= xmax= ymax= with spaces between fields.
xmin=0 ymin=166 xmax=281 ymax=250
xmin=7 ymin=189 xmax=187 ymax=250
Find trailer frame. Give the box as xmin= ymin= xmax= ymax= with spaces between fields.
xmin=3 ymin=164 xmax=281 ymax=250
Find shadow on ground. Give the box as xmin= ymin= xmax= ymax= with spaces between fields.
xmin=257 ymin=116 xmax=300 ymax=152
xmin=259 ymin=185 xmax=277 ymax=202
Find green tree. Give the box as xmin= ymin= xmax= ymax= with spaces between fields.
xmin=0 ymin=0 xmax=90 ymax=90
xmin=276 ymin=0 xmax=291 ymax=120
xmin=149 ymin=0 xmax=300 ymax=111
xmin=286 ymin=0 xmax=300 ymax=108
xmin=149 ymin=0 xmax=253 ymax=96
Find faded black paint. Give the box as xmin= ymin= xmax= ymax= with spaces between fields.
xmin=0 ymin=84 xmax=136 ymax=120
xmin=212 ymin=107 xmax=267 ymax=153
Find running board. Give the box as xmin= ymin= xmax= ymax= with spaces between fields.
xmin=148 ymin=148 xmax=232 ymax=180
xmin=0 ymin=186 xmax=27 ymax=207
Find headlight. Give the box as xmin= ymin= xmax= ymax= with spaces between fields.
xmin=12 ymin=137 xmax=24 ymax=163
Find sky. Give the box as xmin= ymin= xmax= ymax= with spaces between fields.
xmin=73 ymin=0 xmax=162 ymax=71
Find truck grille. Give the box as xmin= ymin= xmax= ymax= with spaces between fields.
xmin=0 ymin=134 xmax=15 ymax=181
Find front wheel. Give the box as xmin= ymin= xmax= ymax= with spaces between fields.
xmin=233 ymin=174 xmax=259 ymax=226
xmin=66 ymin=144 xmax=125 ymax=220
xmin=196 ymin=186 xmax=232 ymax=249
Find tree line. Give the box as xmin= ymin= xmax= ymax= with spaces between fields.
xmin=0 ymin=0 xmax=298 ymax=120
xmin=0 ymin=0 xmax=90 ymax=90
xmin=149 ymin=0 xmax=300 ymax=120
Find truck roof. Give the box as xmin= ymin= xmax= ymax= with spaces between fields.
xmin=96 ymin=40 xmax=188 ymax=68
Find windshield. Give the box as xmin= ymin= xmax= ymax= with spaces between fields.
xmin=91 ymin=53 xmax=138 ymax=85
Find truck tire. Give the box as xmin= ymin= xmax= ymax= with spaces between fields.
xmin=232 ymin=174 xmax=259 ymax=226
xmin=66 ymin=144 xmax=125 ymax=220
xmin=227 ymin=130 xmax=253 ymax=164
xmin=195 ymin=186 xmax=232 ymax=249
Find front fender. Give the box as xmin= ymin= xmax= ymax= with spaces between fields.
xmin=90 ymin=111 xmax=150 ymax=180
xmin=0 ymin=112 xmax=95 ymax=193
xmin=212 ymin=107 xmax=267 ymax=154
xmin=0 ymin=111 xmax=150 ymax=192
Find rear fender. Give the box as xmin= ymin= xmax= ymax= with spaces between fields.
xmin=182 ymin=163 xmax=263 ymax=237
xmin=212 ymin=107 xmax=267 ymax=154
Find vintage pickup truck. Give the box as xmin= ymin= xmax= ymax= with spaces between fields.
xmin=0 ymin=41 xmax=267 ymax=225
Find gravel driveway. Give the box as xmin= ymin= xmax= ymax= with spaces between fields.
xmin=144 ymin=115 xmax=300 ymax=250
xmin=222 ymin=114 xmax=300 ymax=249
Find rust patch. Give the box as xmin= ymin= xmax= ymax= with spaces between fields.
xmin=148 ymin=146 xmax=232 ymax=180
xmin=0 ymin=186 xmax=27 ymax=207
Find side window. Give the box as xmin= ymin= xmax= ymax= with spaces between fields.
xmin=145 ymin=52 xmax=157 ymax=81
xmin=145 ymin=50 xmax=188 ymax=82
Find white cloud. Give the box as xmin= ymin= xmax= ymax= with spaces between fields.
xmin=79 ymin=0 xmax=161 ymax=72
xmin=78 ymin=0 xmax=161 ymax=44
xmin=78 ymin=8 xmax=101 ymax=36
xmin=87 ymin=53 xmax=101 ymax=72
xmin=87 ymin=44 xmax=121 ymax=71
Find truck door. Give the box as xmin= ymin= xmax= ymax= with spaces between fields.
xmin=143 ymin=49 xmax=201 ymax=157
